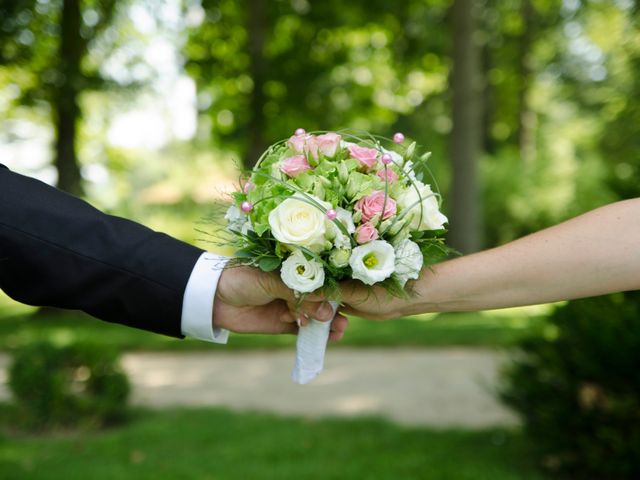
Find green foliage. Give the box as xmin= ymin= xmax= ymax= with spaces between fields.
xmin=8 ymin=341 xmax=130 ymax=430
xmin=500 ymin=292 xmax=640 ymax=478
xmin=0 ymin=0 xmax=122 ymax=103
xmin=185 ymin=0 xmax=450 ymax=165
xmin=0 ymin=407 xmax=542 ymax=480
xmin=0 ymin=296 xmax=547 ymax=351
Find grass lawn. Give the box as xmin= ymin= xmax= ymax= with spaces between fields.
xmin=0 ymin=291 xmax=550 ymax=351
xmin=0 ymin=407 xmax=543 ymax=480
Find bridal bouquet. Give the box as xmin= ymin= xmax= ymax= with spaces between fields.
xmin=225 ymin=129 xmax=450 ymax=384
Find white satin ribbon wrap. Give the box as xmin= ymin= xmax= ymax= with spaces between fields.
xmin=291 ymin=301 xmax=339 ymax=385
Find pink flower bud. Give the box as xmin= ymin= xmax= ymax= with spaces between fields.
xmin=241 ymin=201 xmax=253 ymax=213
xmin=381 ymin=153 xmax=393 ymax=165
xmin=316 ymin=132 xmax=342 ymax=158
xmin=295 ymin=128 xmax=306 ymax=136
xmin=304 ymin=135 xmax=320 ymax=160
xmin=326 ymin=209 xmax=337 ymax=220
xmin=393 ymin=132 xmax=405 ymax=144
xmin=355 ymin=223 xmax=379 ymax=244
xmin=348 ymin=145 xmax=378 ymax=171
xmin=280 ymin=155 xmax=312 ymax=177
xmin=376 ymin=168 xmax=398 ymax=184
xmin=287 ymin=134 xmax=307 ymax=154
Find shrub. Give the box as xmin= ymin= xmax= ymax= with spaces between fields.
xmin=8 ymin=341 xmax=130 ymax=430
xmin=500 ymin=292 xmax=640 ymax=479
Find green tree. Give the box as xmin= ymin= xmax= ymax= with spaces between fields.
xmin=0 ymin=0 xmax=119 ymax=195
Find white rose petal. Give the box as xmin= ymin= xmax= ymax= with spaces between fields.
xmin=394 ymin=239 xmax=423 ymax=287
xmin=268 ymin=194 xmax=330 ymax=251
xmin=397 ymin=181 xmax=448 ymax=231
xmin=280 ymin=250 xmax=325 ymax=293
xmin=349 ymin=240 xmax=396 ymax=285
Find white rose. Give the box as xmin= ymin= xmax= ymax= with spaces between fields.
xmin=268 ymin=194 xmax=329 ymax=251
xmin=280 ymin=250 xmax=325 ymax=293
xmin=330 ymin=207 xmax=356 ymax=249
xmin=397 ymin=181 xmax=448 ymax=231
xmin=349 ymin=240 xmax=396 ymax=285
xmin=394 ymin=239 xmax=423 ymax=287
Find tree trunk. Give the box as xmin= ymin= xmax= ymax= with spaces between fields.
xmin=481 ymin=42 xmax=496 ymax=155
xmin=244 ymin=0 xmax=267 ymax=169
xmin=53 ymin=0 xmax=84 ymax=196
xmin=449 ymin=0 xmax=483 ymax=254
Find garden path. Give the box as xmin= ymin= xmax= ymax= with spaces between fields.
xmin=0 ymin=348 xmax=518 ymax=428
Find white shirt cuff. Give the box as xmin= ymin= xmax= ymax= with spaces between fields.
xmin=181 ymin=253 xmax=230 ymax=343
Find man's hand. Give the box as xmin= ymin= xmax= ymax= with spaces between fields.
xmin=213 ymin=266 xmax=349 ymax=340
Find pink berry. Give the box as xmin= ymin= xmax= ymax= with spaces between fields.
xmin=393 ymin=132 xmax=405 ymax=144
xmin=295 ymin=128 xmax=306 ymax=136
xmin=326 ymin=209 xmax=337 ymax=221
xmin=381 ymin=153 xmax=393 ymax=165
xmin=241 ymin=201 xmax=253 ymax=213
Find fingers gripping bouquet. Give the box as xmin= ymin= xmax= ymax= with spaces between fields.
xmin=225 ymin=129 xmax=450 ymax=384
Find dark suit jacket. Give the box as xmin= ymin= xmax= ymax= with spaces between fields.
xmin=0 ymin=165 xmax=204 ymax=337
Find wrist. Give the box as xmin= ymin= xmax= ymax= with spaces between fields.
xmin=212 ymin=269 xmax=232 ymax=331
xmin=408 ymin=261 xmax=460 ymax=315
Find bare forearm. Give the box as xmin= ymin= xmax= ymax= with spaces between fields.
xmin=409 ymin=199 xmax=640 ymax=314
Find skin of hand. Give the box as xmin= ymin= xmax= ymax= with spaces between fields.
xmin=213 ymin=266 xmax=349 ymax=341
xmin=340 ymin=199 xmax=640 ymax=320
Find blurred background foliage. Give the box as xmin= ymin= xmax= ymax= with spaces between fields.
xmin=1 ymin=0 xmax=638 ymax=252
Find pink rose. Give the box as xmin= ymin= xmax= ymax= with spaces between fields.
xmin=376 ymin=168 xmax=398 ymax=184
xmin=348 ymin=145 xmax=379 ymax=170
xmin=355 ymin=223 xmax=379 ymax=244
xmin=316 ymin=132 xmax=342 ymax=158
xmin=355 ymin=190 xmax=397 ymax=223
xmin=287 ymin=134 xmax=308 ymax=154
xmin=280 ymin=155 xmax=311 ymax=177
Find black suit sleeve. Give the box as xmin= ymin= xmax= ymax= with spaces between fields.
xmin=0 ymin=165 xmax=204 ymax=337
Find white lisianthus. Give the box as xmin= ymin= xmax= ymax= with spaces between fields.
xmin=329 ymin=248 xmax=351 ymax=268
xmin=336 ymin=207 xmax=356 ymax=233
xmin=381 ymin=147 xmax=404 ymax=165
xmin=394 ymin=239 xmax=423 ymax=287
xmin=349 ymin=240 xmax=396 ymax=285
xmin=241 ymin=221 xmax=254 ymax=236
xmin=402 ymin=160 xmax=418 ymax=181
xmin=330 ymin=207 xmax=356 ymax=249
xmin=280 ymin=250 xmax=325 ymax=293
xmin=269 ymin=194 xmax=330 ymax=251
xmin=225 ymin=205 xmax=251 ymax=233
xmin=397 ymin=181 xmax=448 ymax=231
